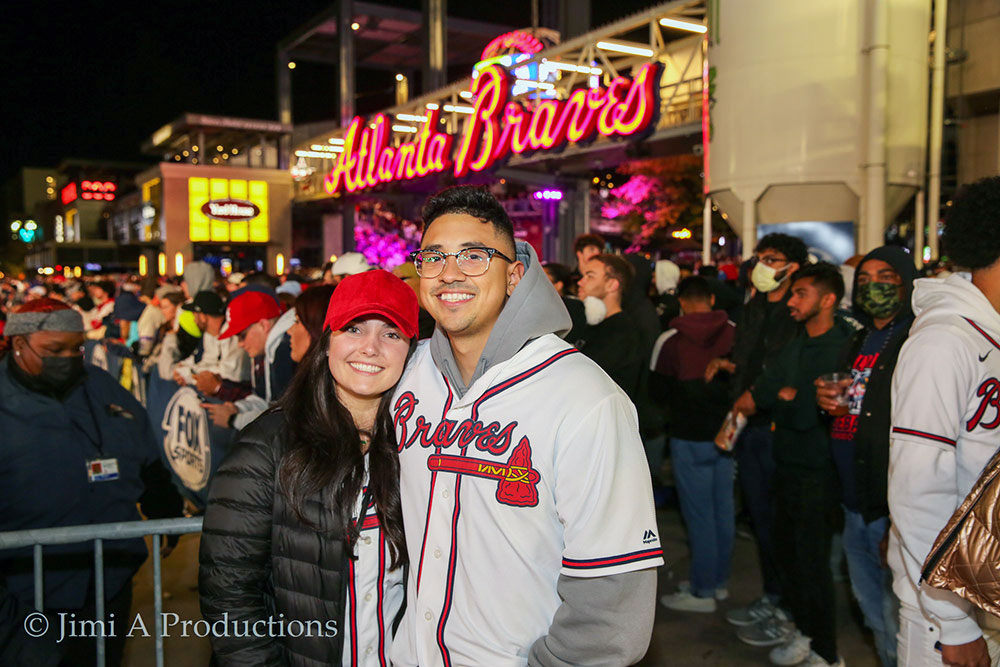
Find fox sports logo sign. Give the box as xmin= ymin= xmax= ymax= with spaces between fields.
xmin=161 ymin=387 xmax=211 ymax=491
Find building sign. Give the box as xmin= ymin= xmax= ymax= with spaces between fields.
xmin=188 ymin=177 xmax=269 ymax=243
xmin=161 ymin=387 xmax=212 ymax=492
xmin=201 ymin=200 xmax=261 ymax=221
xmin=323 ymin=62 xmax=661 ymax=196
xmin=60 ymin=182 xmax=77 ymax=205
xmin=480 ymin=30 xmax=545 ymax=61
xmin=81 ymin=180 xmax=116 ymax=201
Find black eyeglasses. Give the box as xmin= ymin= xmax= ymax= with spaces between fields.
xmin=752 ymin=254 xmax=788 ymax=268
xmin=410 ymin=247 xmax=513 ymax=278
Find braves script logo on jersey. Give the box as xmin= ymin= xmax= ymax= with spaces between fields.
xmin=393 ymin=391 xmax=540 ymax=507
xmin=967 ymin=377 xmax=1000 ymax=431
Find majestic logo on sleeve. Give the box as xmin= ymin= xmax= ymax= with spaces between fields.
xmin=967 ymin=377 xmax=1000 ymax=432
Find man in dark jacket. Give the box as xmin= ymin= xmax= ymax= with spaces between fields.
xmin=575 ymin=253 xmax=643 ymax=400
xmin=736 ymin=262 xmax=855 ymax=667
xmin=708 ymin=233 xmax=807 ymax=631
xmin=816 ymin=245 xmax=916 ymax=667
xmin=653 ymin=277 xmax=736 ymax=614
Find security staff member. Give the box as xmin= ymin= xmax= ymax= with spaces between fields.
xmin=0 ymin=298 xmax=182 ymax=667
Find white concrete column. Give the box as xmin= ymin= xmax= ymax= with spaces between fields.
xmin=702 ymin=197 xmax=713 ymax=265
xmin=928 ymin=0 xmax=948 ymax=260
xmin=742 ymin=197 xmax=756 ymax=260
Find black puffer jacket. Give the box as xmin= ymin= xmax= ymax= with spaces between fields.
xmin=199 ymin=411 xmax=349 ymax=666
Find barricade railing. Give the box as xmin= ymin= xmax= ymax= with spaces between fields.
xmin=0 ymin=517 xmax=204 ymax=667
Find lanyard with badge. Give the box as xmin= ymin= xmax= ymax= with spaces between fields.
xmin=72 ymin=381 xmax=123 ymax=483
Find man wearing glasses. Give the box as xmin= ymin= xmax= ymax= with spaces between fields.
xmin=391 ymin=185 xmax=662 ymax=666
xmin=704 ymin=233 xmax=808 ymax=645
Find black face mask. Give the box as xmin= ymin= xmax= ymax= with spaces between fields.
xmin=16 ymin=343 xmax=86 ymax=396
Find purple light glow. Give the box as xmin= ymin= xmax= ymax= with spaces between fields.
xmin=532 ymin=189 xmax=563 ymax=201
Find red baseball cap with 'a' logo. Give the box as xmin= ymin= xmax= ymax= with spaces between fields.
xmin=218 ymin=291 xmax=282 ymax=339
xmin=323 ymin=269 xmax=418 ymax=339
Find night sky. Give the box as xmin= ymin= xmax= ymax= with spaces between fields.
xmin=0 ymin=0 xmax=657 ymax=185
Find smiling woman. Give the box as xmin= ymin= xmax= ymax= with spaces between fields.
xmin=199 ymin=270 xmax=419 ymax=666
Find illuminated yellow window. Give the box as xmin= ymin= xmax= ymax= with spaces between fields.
xmin=209 ymin=179 xmax=230 ymax=242
xmin=188 ymin=177 xmax=269 ymax=244
xmin=188 ymin=178 xmax=210 ymax=241
xmin=249 ymin=181 xmax=269 ymax=242
xmin=142 ymin=177 xmax=161 ymax=203
xmin=229 ymin=180 xmax=250 ymax=242
xmin=66 ymin=209 xmax=78 ymax=242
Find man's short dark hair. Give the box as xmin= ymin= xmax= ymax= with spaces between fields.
xmin=756 ymin=233 xmax=809 ymax=267
xmin=422 ymin=186 xmax=516 ymax=254
xmin=591 ymin=254 xmax=635 ymax=297
xmin=93 ymin=280 xmax=116 ymax=298
xmin=542 ymin=262 xmax=572 ymax=284
xmin=943 ymin=176 xmax=1000 ymax=270
xmin=574 ymin=234 xmax=605 ymax=254
xmin=697 ymin=265 xmax=718 ymax=278
xmin=791 ymin=261 xmax=844 ymax=305
xmin=677 ymin=276 xmax=714 ymax=302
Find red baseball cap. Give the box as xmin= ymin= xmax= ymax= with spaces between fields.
xmin=323 ymin=269 xmax=418 ymax=339
xmin=218 ymin=291 xmax=282 ymax=339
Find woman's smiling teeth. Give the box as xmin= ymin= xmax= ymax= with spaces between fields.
xmin=438 ymin=292 xmax=474 ymax=303
xmin=349 ymin=362 xmax=383 ymax=374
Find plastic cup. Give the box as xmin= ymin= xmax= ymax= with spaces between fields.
xmin=819 ymin=372 xmax=852 ymax=406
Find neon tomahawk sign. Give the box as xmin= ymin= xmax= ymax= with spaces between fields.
xmin=323 ymin=62 xmax=662 ymax=195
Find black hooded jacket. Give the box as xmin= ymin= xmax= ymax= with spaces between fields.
xmin=836 ymin=245 xmax=918 ymax=523
xmin=623 ymin=255 xmax=666 ymax=436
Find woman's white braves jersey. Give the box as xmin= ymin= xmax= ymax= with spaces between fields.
xmin=390 ymin=334 xmax=663 ymax=667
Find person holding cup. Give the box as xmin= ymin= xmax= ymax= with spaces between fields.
xmin=815 ymin=246 xmax=917 ymax=667
xmin=732 ymin=262 xmax=856 ymax=667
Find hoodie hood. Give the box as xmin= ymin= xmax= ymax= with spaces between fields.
xmin=183 ymin=261 xmax=215 ymax=296
xmin=655 ymin=260 xmax=680 ymax=295
xmin=429 ymin=241 xmax=572 ymax=398
xmin=909 ymin=272 xmax=1000 ymax=338
xmin=624 ymin=254 xmax=653 ymax=309
xmin=111 ymin=292 xmax=146 ymax=322
xmin=669 ymin=310 xmax=732 ymax=348
xmin=851 ymin=245 xmax=919 ymax=327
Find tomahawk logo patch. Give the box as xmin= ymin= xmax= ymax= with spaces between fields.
xmin=428 ymin=438 xmax=540 ymax=507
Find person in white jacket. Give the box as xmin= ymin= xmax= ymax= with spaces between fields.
xmin=889 ymin=176 xmax=1000 ymax=667
xmin=170 ymin=291 xmax=247 ymax=386
xmin=201 ymin=290 xmax=295 ymax=431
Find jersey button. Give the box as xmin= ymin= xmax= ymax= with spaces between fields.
xmin=424 ymin=611 xmax=434 ymax=621
xmin=362 ymin=536 xmax=372 ymax=545
xmin=366 ymin=646 xmax=374 ymax=655
xmin=442 ymin=489 xmax=450 ymax=498
xmin=433 ymin=548 xmax=442 ymax=559
xmin=365 ymin=592 xmax=373 ymax=602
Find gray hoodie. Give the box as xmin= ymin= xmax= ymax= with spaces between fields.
xmin=426 ymin=240 xmax=657 ymax=666
xmin=183 ymin=261 xmax=215 ymax=297
xmin=429 ymin=241 xmax=571 ymax=398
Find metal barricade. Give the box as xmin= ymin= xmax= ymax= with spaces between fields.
xmin=0 ymin=517 xmax=204 ymax=667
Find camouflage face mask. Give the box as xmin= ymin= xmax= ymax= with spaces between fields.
xmin=857 ymin=281 xmax=901 ymax=319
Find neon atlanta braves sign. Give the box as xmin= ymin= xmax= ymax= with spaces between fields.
xmin=323 ymin=62 xmax=661 ymax=195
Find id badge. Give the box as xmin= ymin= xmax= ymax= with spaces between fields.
xmin=86 ymin=458 xmax=120 ymax=482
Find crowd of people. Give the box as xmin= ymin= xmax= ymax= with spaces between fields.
xmin=1 ymin=176 xmax=999 ymax=667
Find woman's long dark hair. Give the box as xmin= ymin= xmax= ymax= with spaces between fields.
xmin=276 ymin=329 xmax=412 ymax=569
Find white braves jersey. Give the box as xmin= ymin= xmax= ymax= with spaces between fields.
xmin=889 ymin=274 xmax=1000 ymax=645
xmin=341 ymin=477 xmax=404 ymax=667
xmin=390 ymin=334 xmax=663 ymax=667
